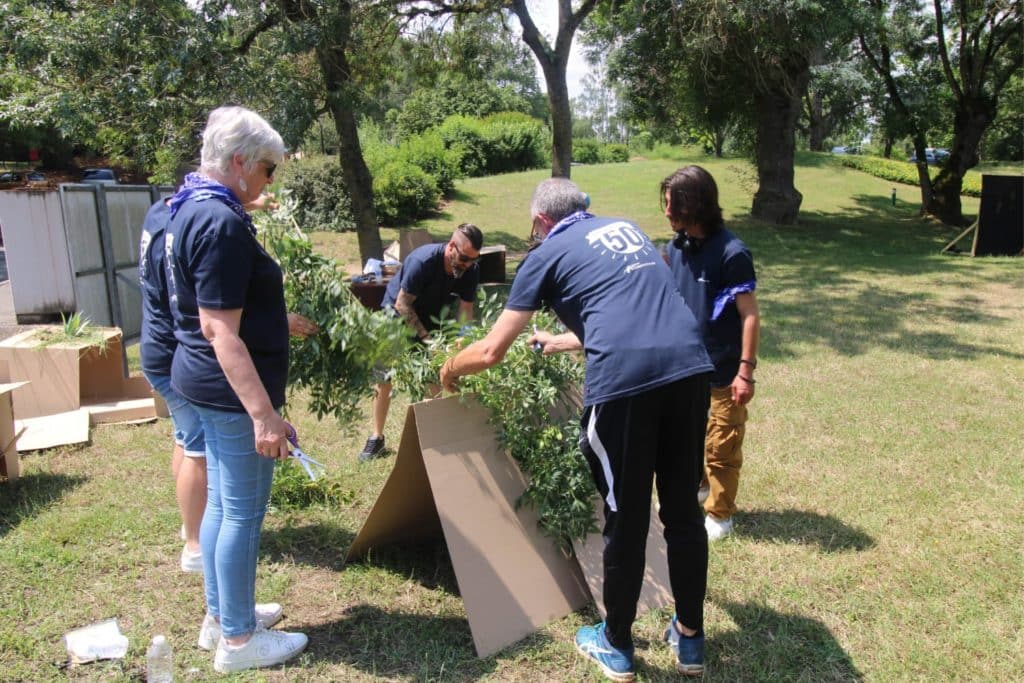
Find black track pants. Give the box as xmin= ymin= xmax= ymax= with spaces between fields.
xmin=579 ymin=373 xmax=710 ymax=649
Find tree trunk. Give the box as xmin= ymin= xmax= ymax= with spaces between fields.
xmin=908 ymin=133 xmax=934 ymax=211
xmin=751 ymin=86 xmax=804 ymax=224
xmin=807 ymin=90 xmax=826 ymax=152
xmin=883 ymin=136 xmax=892 ymax=159
xmin=928 ymin=98 xmax=994 ymax=226
xmin=542 ymin=62 xmax=573 ymax=178
xmin=316 ymin=47 xmax=383 ymax=263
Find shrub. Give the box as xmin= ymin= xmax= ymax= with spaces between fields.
xmin=629 ymin=130 xmax=655 ymax=152
xmin=838 ymin=155 xmax=983 ymax=197
xmin=396 ymin=131 xmax=462 ymax=197
xmin=599 ymin=143 xmax=629 ymax=163
xmin=275 ymin=155 xmax=354 ymax=232
xmin=573 ymin=138 xmax=602 ymax=164
xmin=373 ymin=160 xmax=440 ymax=225
xmin=269 ymin=458 xmax=354 ymax=511
xmin=437 ymin=115 xmax=489 ymax=176
xmin=479 ymin=112 xmax=549 ymax=174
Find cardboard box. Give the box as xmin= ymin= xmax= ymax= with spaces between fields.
xmin=477 ymin=245 xmax=507 ymax=283
xmin=0 ymin=327 xmax=156 ymax=423
xmin=0 ymin=382 xmax=25 ymax=480
xmin=383 ymin=229 xmax=433 ymax=263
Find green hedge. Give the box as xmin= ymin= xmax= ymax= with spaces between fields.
xmin=372 ymin=160 xmax=440 ymax=225
xmin=838 ymin=155 xmax=983 ymax=197
xmin=572 ymin=138 xmax=630 ymax=165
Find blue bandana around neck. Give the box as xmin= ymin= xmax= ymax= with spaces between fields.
xmin=545 ymin=210 xmax=594 ymax=241
xmin=167 ymin=172 xmax=255 ymax=235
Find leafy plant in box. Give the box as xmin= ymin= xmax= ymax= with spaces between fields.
xmin=256 ymin=199 xmax=413 ymax=427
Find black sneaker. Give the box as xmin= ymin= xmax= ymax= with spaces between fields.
xmin=357 ymin=436 xmax=386 ymax=462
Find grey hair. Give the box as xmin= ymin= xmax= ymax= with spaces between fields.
xmin=199 ymin=106 xmax=286 ymax=176
xmin=530 ymin=177 xmax=588 ymax=222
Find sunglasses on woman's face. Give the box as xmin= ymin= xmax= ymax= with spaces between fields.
xmin=261 ymin=161 xmax=277 ymax=179
xmin=452 ymin=241 xmax=479 ymax=264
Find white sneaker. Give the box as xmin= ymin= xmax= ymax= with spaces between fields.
xmin=198 ymin=603 xmax=285 ymax=650
xmin=705 ymin=515 xmax=734 ymax=542
xmin=180 ymin=545 xmax=203 ymax=573
xmin=697 ymin=485 xmax=710 ymax=505
xmin=213 ymin=624 xmax=308 ymax=673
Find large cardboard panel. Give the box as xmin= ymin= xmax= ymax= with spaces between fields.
xmin=345 ymin=407 xmax=444 ymax=559
xmin=347 ymin=396 xmax=591 ymax=658
xmin=573 ymin=499 xmax=675 ymax=619
xmin=15 ymin=408 xmax=91 ymax=451
xmin=85 ymin=397 xmax=158 ymax=424
xmin=0 ymin=383 xmax=25 ymax=480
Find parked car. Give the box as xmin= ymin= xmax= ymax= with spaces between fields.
xmin=909 ymin=148 xmax=950 ymax=165
xmin=26 ymin=171 xmax=46 ymax=181
xmin=0 ymin=171 xmax=24 ymax=183
xmin=81 ymin=168 xmax=118 ymax=185
xmin=831 ymin=145 xmax=860 ymax=155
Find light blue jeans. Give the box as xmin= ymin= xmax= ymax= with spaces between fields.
xmin=193 ymin=404 xmax=275 ymax=638
xmin=143 ymin=371 xmax=205 ymax=457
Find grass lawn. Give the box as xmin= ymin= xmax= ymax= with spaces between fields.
xmin=2 ymin=151 xmax=1022 ymax=681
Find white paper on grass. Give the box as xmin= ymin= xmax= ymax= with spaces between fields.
xmin=63 ymin=618 xmax=129 ymax=664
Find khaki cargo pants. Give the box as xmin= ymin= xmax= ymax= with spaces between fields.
xmin=703 ymin=386 xmax=748 ymax=520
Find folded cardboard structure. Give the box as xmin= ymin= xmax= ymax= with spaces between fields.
xmin=0 ymin=382 xmax=25 ymax=480
xmin=346 ymin=395 xmax=674 ymax=658
xmin=0 ymin=327 xmax=158 ymax=454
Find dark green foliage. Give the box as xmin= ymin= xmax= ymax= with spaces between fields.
xmin=372 ymin=160 xmax=440 ymax=225
xmin=599 ymin=143 xmax=630 ymax=163
xmin=275 ymin=156 xmax=355 ymax=233
xmin=573 ymin=139 xmax=629 ymax=164
xmin=269 ymin=458 xmax=354 ymax=511
xmin=436 ymin=115 xmax=489 ymax=176
xmin=478 ymin=112 xmax=549 ymax=175
xmin=395 ymin=130 xmax=462 ymax=197
xmin=257 ymin=202 xmax=413 ymax=427
xmin=838 ymin=155 xmax=982 ymax=197
xmin=573 ymin=137 xmax=603 ymax=164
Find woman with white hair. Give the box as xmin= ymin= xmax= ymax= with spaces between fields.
xmin=165 ymin=105 xmax=315 ymax=673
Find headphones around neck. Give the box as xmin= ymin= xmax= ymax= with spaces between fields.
xmin=673 ymin=231 xmax=704 ymax=253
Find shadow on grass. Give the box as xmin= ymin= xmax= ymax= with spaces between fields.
xmin=301 ymin=604 xmax=511 ymax=679
xmin=711 ymin=600 xmax=864 ymax=681
xmin=736 ymin=509 xmax=874 ymax=552
xmin=735 ymin=193 xmax=1019 ymax=363
xmin=261 ymin=521 xmax=355 ymax=571
xmin=355 ymin=538 xmax=461 ymax=595
xmin=0 ymin=472 xmax=87 ymax=539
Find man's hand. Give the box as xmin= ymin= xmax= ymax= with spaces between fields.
xmin=527 ymin=329 xmax=582 ymax=355
xmin=253 ymin=410 xmax=291 ymax=460
xmin=287 ymin=313 xmax=319 ymax=338
xmin=731 ymin=373 xmax=755 ymax=405
xmin=440 ymin=356 xmax=460 ymax=393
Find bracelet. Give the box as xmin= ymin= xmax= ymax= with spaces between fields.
xmin=737 ymin=374 xmax=756 ymax=384
xmin=740 ymin=359 xmax=757 ymax=369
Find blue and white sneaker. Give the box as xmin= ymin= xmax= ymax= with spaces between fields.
xmin=664 ymin=615 xmax=704 ymax=676
xmin=574 ymin=622 xmax=635 ymax=681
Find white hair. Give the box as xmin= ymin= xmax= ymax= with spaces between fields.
xmin=199 ymin=106 xmax=286 ymax=175
xmin=530 ymin=177 xmax=588 ymax=222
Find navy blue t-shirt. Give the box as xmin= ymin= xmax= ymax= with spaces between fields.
xmin=665 ymin=227 xmax=756 ymax=387
xmin=506 ymin=215 xmax=713 ymax=406
xmin=165 ymin=198 xmax=289 ymax=412
xmin=138 ymin=201 xmax=176 ymax=375
xmin=381 ymin=243 xmax=479 ymax=331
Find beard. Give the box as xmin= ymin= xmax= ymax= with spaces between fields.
xmin=449 ymin=254 xmax=467 ymax=279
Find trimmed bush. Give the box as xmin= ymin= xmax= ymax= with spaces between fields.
xmin=396 ymin=131 xmax=462 ymax=196
xmin=573 ymin=138 xmax=602 ymax=164
xmin=838 ymin=155 xmax=983 ymax=197
xmin=372 ymin=160 xmax=440 ymax=225
xmin=436 ymin=115 xmax=489 ymax=177
xmin=479 ymin=112 xmax=549 ymax=174
xmin=275 ymin=155 xmax=354 ymax=232
xmin=599 ymin=143 xmax=629 ymax=163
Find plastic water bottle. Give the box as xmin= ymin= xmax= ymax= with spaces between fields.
xmin=146 ymin=635 xmax=173 ymax=683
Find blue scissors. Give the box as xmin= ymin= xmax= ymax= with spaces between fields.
xmin=284 ymin=422 xmax=326 ymax=481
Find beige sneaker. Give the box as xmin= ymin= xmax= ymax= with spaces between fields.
xmin=213 ymin=624 xmax=307 ymax=673
xmin=198 ymin=603 xmax=285 ymax=651
xmin=180 ymin=545 xmax=203 ymax=573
